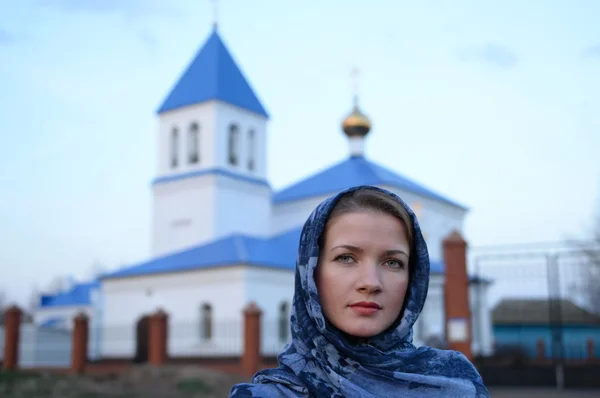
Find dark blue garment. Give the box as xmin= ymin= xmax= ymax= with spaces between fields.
xmin=230 ymin=185 xmax=490 ymax=397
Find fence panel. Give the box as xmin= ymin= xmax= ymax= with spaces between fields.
xmin=471 ymin=244 xmax=600 ymax=389
xmin=0 ymin=326 xmax=4 ymax=363
xmin=18 ymin=324 xmax=72 ymax=368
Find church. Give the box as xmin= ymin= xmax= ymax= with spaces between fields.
xmin=33 ymin=25 xmax=494 ymax=361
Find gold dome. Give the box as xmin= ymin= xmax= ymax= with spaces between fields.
xmin=342 ymin=104 xmax=372 ymax=137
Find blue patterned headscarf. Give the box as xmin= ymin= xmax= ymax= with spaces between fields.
xmin=230 ymin=185 xmax=490 ymax=397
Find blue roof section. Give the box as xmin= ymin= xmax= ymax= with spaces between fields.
xmin=102 ymin=228 xmax=302 ymax=279
xmin=39 ymin=281 xmax=99 ymax=308
xmin=152 ymin=167 xmax=270 ymax=188
xmin=157 ymin=28 xmax=268 ymax=117
xmin=273 ymin=156 xmax=467 ymax=209
xmin=101 ymin=227 xmax=445 ymax=280
xmin=39 ymin=317 xmax=67 ymax=328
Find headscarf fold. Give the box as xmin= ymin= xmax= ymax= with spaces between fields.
xmin=230 ymin=185 xmax=490 ymax=397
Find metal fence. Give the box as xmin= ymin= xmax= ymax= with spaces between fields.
xmin=470 ymin=241 xmax=600 ymax=388
xmin=4 ymin=318 xmax=291 ymax=368
xmin=0 ymin=324 xmax=73 ymax=369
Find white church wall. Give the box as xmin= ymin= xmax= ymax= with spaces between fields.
xmin=214 ymin=174 xmax=272 ymax=239
xmin=152 ymin=101 xmax=271 ymax=256
xmin=155 ymin=102 xmax=217 ymax=177
xmin=154 ymin=100 xmax=268 ymax=181
xmin=152 ymin=176 xmax=217 ymax=256
xmin=214 ymin=101 xmax=268 ymax=179
xmin=152 ymin=172 xmax=272 ymax=257
xmin=244 ymin=267 xmax=295 ymax=356
xmin=101 ymin=267 xmax=247 ymax=358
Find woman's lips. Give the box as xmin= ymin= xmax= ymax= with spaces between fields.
xmin=349 ymin=301 xmax=382 ymax=316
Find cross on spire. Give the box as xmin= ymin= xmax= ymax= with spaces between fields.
xmin=211 ymin=0 xmax=219 ymax=28
xmin=351 ymin=67 xmax=360 ymax=106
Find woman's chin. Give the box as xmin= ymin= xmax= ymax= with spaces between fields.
xmin=338 ymin=322 xmax=386 ymax=339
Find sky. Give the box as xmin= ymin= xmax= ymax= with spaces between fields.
xmin=0 ymin=0 xmax=599 ymax=307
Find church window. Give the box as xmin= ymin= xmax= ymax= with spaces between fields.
xmin=278 ymin=301 xmax=289 ymax=342
xmin=228 ymin=124 xmax=240 ymax=166
xmin=200 ymin=303 xmax=213 ymax=340
xmin=247 ymin=129 xmax=255 ymax=171
xmin=170 ymin=127 xmax=179 ymax=168
xmin=188 ymin=122 xmax=199 ymax=164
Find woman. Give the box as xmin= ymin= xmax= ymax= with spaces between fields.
xmin=230 ymin=185 xmax=490 ymax=397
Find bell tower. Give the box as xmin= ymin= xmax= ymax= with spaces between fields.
xmin=150 ymin=26 xmax=271 ymax=257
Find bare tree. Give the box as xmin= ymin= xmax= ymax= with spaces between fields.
xmin=27 ymin=285 xmax=41 ymax=313
xmin=0 ymin=290 xmax=6 ymax=311
xmin=87 ymin=261 xmax=107 ymax=280
xmin=574 ymin=210 xmax=600 ymax=314
xmin=46 ymin=275 xmax=69 ymax=294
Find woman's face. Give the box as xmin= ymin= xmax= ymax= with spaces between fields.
xmin=316 ymin=210 xmax=410 ymax=338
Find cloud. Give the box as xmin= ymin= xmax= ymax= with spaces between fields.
xmin=0 ymin=27 xmax=15 ymax=45
xmin=35 ymin=0 xmax=177 ymax=19
xmin=458 ymin=43 xmax=519 ymax=69
xmin=582 ymin=44 xmax=600 ymax=59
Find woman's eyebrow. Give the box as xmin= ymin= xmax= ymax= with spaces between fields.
xmin=330 ymin=244 xmax=362 ymax=253
xmin=330 ymin=245 xmax=408 ymax=257
xmin=383 ymin=249 xmax=409 ymax=257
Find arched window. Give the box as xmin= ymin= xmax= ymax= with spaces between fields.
xmin=278 ymin=301 xmax=289 ymax=342
xmin=188 ymin=122 xmax=199 ymax=164
xmin=247 ymin=129 xmax=255 ymax=171
xmin=228 ymin=124 xmax=240 ymax=166
xmin=200 ymin=303 xmax=213 ymax=340
xmin=170 ymin=127 xmax=179 ymax=168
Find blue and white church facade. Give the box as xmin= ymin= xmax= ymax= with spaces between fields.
xmin=34 ymin=26 xmax=494 ymax=360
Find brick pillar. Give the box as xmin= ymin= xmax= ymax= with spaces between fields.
xmin=242 ymin=302 xmax=262 ymax=377
xmin=148 ymin=309 xmax=168 ymax=366
xmin=3 ymin=305 xmax=22 ymax=371
xmin=587 ymin=339 xmax=594 ymax=360
xmin=443 ymin=230 xmax=473 ymax=361
xmin=71 ymin=312 xmax=89 ymax=374
xmin=536 ymin=339 xmax=546 ymax=360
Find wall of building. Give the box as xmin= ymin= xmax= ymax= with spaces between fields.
xmin=244 ymin=267 xmax=295 ymax=356
xmin=151 ymin=100 xmax=271 ymax=257
xmin=152 ymin=173 xmax=272 ymax=257
xmin=152 ymin=176 xmax=216 ymax=256
xmin=213 ymin=101 xmax=268 ymax=178
xmin=213 ymin=174 xmax=272 ymax=240
xmin=101 ymin=267 xmax=246 ymax=358
xmin=493 ymin=324 xmax=600 ymax=360
xmin=100 ymin=266 xmax=298 ymax=359
xmin=154 ymin=101 xmax=268 ymax=180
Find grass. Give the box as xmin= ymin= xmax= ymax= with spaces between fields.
xmin=176 ymin=378 xmax=214 ymax=394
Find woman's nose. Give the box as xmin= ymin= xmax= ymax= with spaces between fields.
xmin=356 ymin=264 xmax=383 ymax=293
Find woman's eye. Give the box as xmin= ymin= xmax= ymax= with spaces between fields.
xmin=385 ymin=259 xmax=404 ymax=269
xmin=336 ymin=255 xmax=354 ymax=264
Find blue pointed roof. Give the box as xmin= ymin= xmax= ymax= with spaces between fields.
xmin=273 ymin=156 xmax=467 ymax=209
xmin=157 ymin=28 xmax=268 ymax=117
xmin=101 ymin=227 xmax=445 ymax=280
